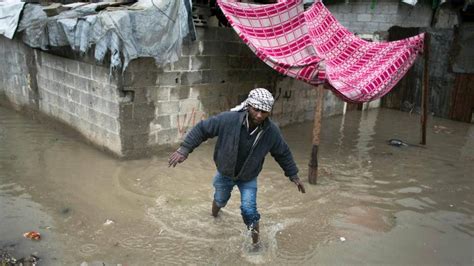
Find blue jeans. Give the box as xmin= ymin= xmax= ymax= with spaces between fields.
xmin=212 ymin=172 xmax=260 ymax=228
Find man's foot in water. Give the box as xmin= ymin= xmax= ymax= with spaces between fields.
xmin=212 ymin=200 xmax=221 ymax=217
xmin=251 ymin=223 xmax=259 ymax=244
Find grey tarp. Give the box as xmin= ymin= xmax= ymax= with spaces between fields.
xmin=17 ymin=0 xmax=193 ymax=71
xmin=0 ymin=1 xmax=25 ymax=39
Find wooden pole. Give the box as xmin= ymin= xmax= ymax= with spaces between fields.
xmin=421 ymin=33 xmax=430 ymax=145
xmin=308 ymin=85 xmax=324 ymax=184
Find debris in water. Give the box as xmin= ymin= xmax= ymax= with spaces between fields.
xmin=0 ymin=250 xmax=17 ymax=264
xmin=387 ymin=139 xmax=408 ymax=147
xmin=23 ymin=231 xmax=41 ymax=241
xmin=17 ymin=254 xmax=40 ymax=265
xmin=104 ymin=219 xmax=115 ymax=226
xmin=434 ymin=125 xmax=453 ymax=134
xmin=449 ymin=204 xmax=454 ymax=208
xmin=339 ymin=237 xmax=346 ymax=242
xmin=0 ymin=250 xmax=40 ymax=266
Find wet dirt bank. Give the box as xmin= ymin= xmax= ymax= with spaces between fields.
xmin=1 ymin=106 xmax=473 ymax=265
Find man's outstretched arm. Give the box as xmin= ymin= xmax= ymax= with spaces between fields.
xmin=270 ymin=131 xmax=306 ymax=194
xmin=168 ymin=113 xmax=222 ymax=167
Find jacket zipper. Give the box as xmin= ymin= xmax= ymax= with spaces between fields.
xmin=233 ymin=126 xmax=268 ymax=181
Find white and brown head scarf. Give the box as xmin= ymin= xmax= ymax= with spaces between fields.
xmin=230 ymin=88 xmax=274 ymax=112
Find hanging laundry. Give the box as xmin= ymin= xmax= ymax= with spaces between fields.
xmin=218 ymin=0 xmax=425 ymax=103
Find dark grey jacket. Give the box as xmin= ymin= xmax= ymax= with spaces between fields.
xmin=179 ymin=111 xmax=299 ymax=181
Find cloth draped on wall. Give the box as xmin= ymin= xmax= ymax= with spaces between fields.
xmin=16 ymin=0 xmax=194 ymax=72
xmin=0 ymin=1 xmax=25 ymax=39
xmin=217 ymin=0 xmax=425 ymax=103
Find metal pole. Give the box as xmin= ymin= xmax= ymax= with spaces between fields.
xmin=308 ymin=85 xmax=324 ymax=184
xmin=421 ymin=32 xmax=430 ymax=145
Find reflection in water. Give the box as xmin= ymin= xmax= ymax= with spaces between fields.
xmin=0 ymin=105 xmax=473 ymax=265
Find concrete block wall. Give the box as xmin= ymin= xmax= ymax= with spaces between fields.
xmin=0 ymin=36 xmax=36 ymax=109
xmin=35 ymin=52 xmax=123 ymax=154
xmin=1 ymin=26 xmax=347 ymax=158
xmin=120 ymin=27 xmax=345 ymax=157
xmin=326 ymin=0 xmax=433 ymax=34
xmin=0 ymin=37 xmax=123 ymax=155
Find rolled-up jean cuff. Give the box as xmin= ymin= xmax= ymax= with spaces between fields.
xmin=242 ymin=214 xmax=260 ymax=228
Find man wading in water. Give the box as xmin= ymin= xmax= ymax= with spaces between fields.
xmin=168 ymin=88 xmax=305 ymax=245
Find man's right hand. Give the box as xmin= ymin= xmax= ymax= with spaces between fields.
xmin=168 ymin=150 xmax=187 ymax=167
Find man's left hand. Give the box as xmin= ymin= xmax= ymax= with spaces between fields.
xmin=292 ymin=177 xmax=306 ymax=193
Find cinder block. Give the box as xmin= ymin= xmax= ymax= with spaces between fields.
xmin=107 ymin=101 xmax=120 ymax=118
xmin=182 ymin=42 xmax=200 ymax=56
xmin=64 ymin=59 xmax=79 ymax=74
xmin=224 ymin=42 xmax=242 ymax=56
xmin=170 ymin=86 xmax=190 ymax=100
xmin=57 ymin=96 xmax=65 ymax=109
xmin=132 ymin=133 xmax=151 ymax=149
xmin=191 ymin=56 xmax=211 ymax=70
xmin=372 ymin=14 xmax=389 ymax=23
xmin=88 ymin=81 xmax=103 ymax=98
xmin=122 ymin=86 xmax=148 ymax=104
xmin=210 ymin=56 xmax=229 ymax=70
xmin=149 ymin=86 xmax=170 ymax=102
xmin=63 ymin=72 xmax=75 ymax=88
xmin=156 ymin=100 xmax=179 ymax=115
xmin=210 ymin=70 xmax=229 ymax=83
xmin=352 ymin=3 xmax=368 ymax=13
xmin=119 ymin=103 xmax=134 ymax=121
xmin=201 ymin=41 xmax=222 ymax=56
xmin=99 ymin=113 xmax=119 ymax=134
xmin=179 ymin=98 xmax=201 ymax=114
xmin=366 ymin=22 xmax=380 ymax=32
xmin=181 ymin=71 xmax=203 ymax=85
xmin=196 ymin=27 xmax=217 ymax=41
xmin=151 ymin=115 xmax=171 ymax=132
xmin=123 ymin=70 xmax=159 ymax=87
xmin=77 ymin=62 xmax=92 ymax=79
xmin=171 ymin=56 xmax=190 ymax=71
xmin=338 ymin=4 xmax=352 ymax=14
xmin=89 ymin=94 xmax=101 ymax=108
xmin=357 ymin=14 xmax=372 ymax=22
xmin=52 ymin=68 xmax=66 ymax=85
xmin=156 ymin=128 xmax=179 ymax=145
xmin=132 ymin=103 xmax=155 ymax=121
xmin=156 ymin=72 xmax=181 ymax=86
xmin=127 ymin=58 xmax=158 ymax=72
xmin=384 ymin=3 xmax=399 ymax=14
xmin=217 ymin=28 xmax=240 ymax=42
xmin=121 ymin=119 xmax=149 ymax=136
xmin=65 ymin=100 xmax=76 ymax=114
xmin=87 ymin=108 xmax=98 ymax=124
xmin=227 ymin=56 xmax=241 ymax=68
xmin=239 ymin=45 xmax=254 ymax=57
xmin=103 ymin=84 xmax=120 ymax=101
xmin=69 ymin=88 xmax=81 ymax=104
xmin=92 ymin=66 xmax=117 ymax=85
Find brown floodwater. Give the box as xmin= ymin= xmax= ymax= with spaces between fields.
xmin=1 ymin=105 xmax=473 ymax=265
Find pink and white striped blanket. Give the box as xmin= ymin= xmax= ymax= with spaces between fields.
xmin=217 ymin=0 xmax=425 ymax=103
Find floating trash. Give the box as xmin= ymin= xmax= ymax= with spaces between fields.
xmin=23 ymin=231 xmax=41 ymax=241
xmin=104 ymin=219 xmax=115 ymax=226
xmin=387 ymin=139 xmax=408 ymax=147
